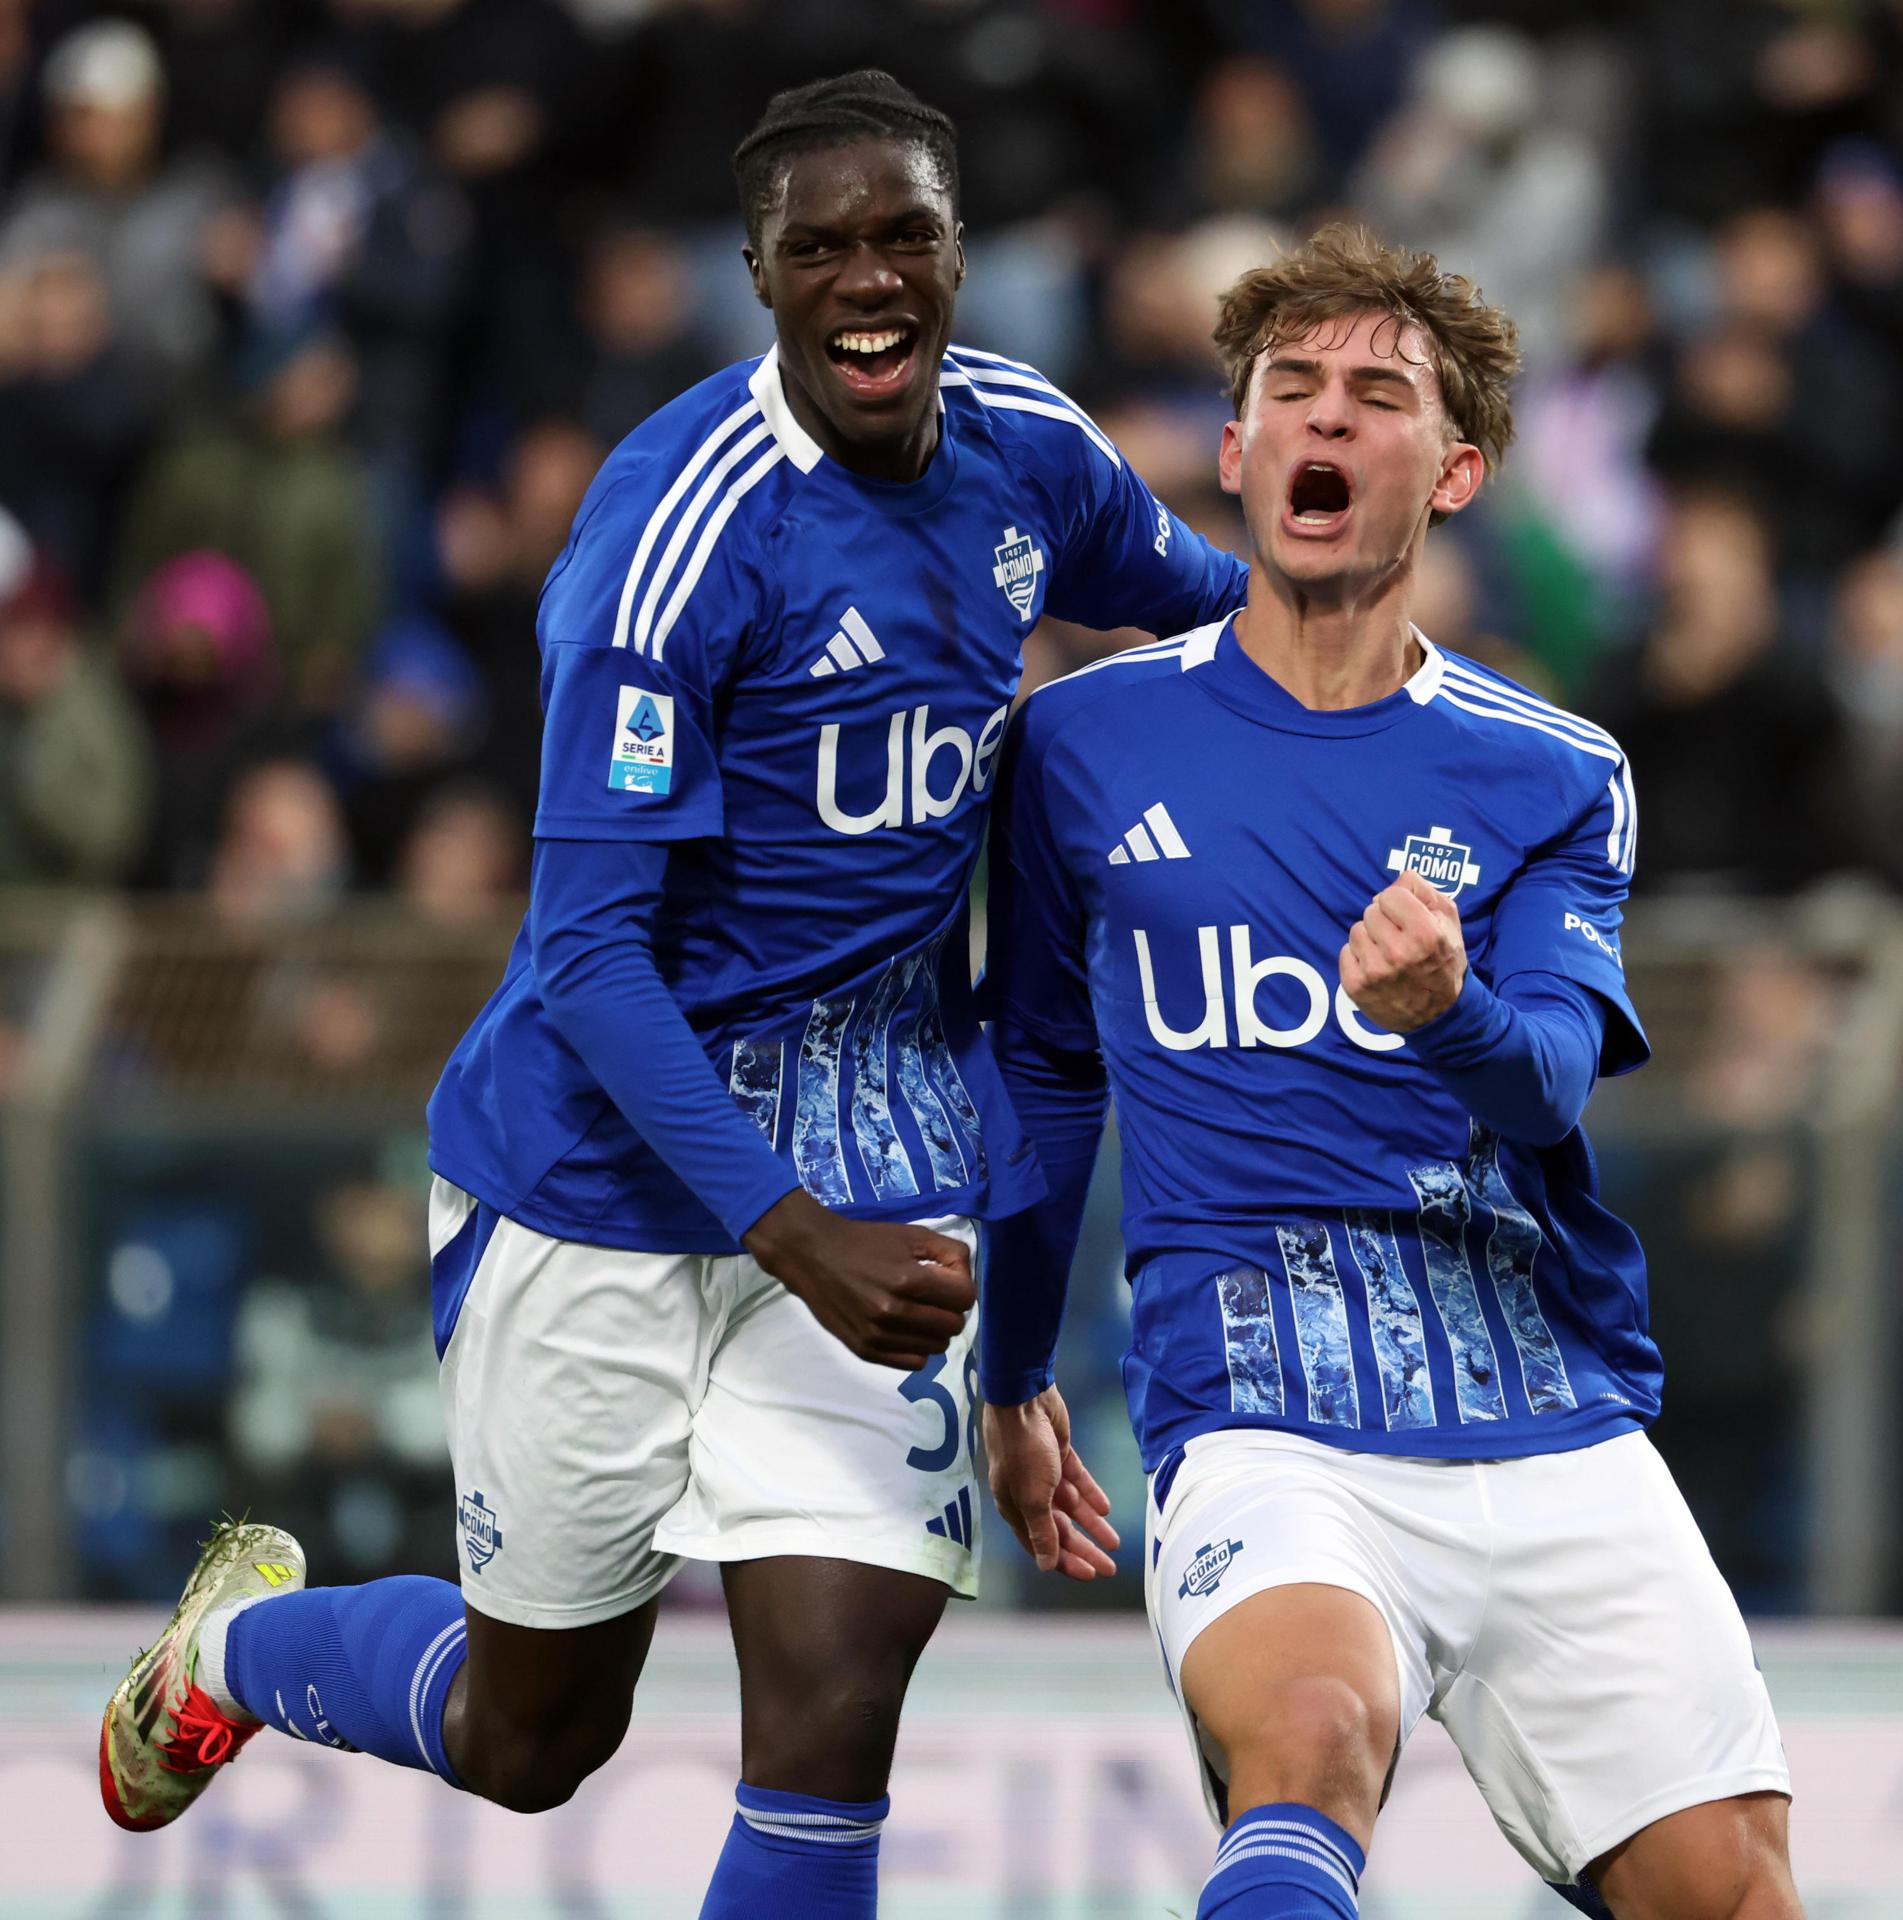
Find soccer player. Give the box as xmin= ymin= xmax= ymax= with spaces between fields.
xmin=979 ymin=225 xmax=1801 ymax=1920
xmin=98 ymin=69 xmax=1231 ymax=1913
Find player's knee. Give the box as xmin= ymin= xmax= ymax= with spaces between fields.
xmin=1215 ymin=1674 xmax=1388 ymax=1800
xmin=460 ymin=1707 xmax=630 ymax=1815
xmin=746 ymin=1672 xmax=907 ymax=1794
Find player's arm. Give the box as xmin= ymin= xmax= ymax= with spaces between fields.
xmin=529 ymin=478 xmax=973 ymax=1369
xmin=529 ymin=842 xmax=974 ymax=1369
xmin=1029 ymin=387 xmax=1249 ymax=636
xmin=978 ymin=706 xmax=1119 ymax=1578
xmin=1341 ymin=757 xmax=1649 ymax=1144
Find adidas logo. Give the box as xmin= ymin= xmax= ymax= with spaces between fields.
xmin=1108 ymin=803 xmax=1190 ymax=866
xmin=925 ymin=1485 xmax=975 ymax=1550
xmin=809 ymin=607 xmax=886 ymax=678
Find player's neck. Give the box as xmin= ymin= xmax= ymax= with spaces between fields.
xmin=1235 ymin=569 xmax=1421 ymax=712
xmin=775 ymin=358 xmax=943 ymax=483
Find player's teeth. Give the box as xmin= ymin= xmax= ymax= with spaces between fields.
xmin=834 ymin=330 xmax=905 ymax=353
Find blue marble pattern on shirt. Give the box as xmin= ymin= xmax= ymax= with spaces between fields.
xmin=1406 ymin=1161 xmax=1508 ymax=1423
xmin=902 ymin=932 xmax=986 ymax=1187
xmin=1468 ymin=1129 xmax=1576 ymax=1415
xmin=792 ymin=995 xmax=854 ymax=1205
xmin=1275 ymin=1222 xmax=1360 ymax=1427
xmin=1215 ymin=1265 xmax=1284 ymax=1416
xmin=848 ymin=956 xmax=921 ymax=1201
xmin=1345 ymin=1209 xmax=1436 ymax=1430
xmin=893 ymin=950 xmax=968 ymax=1188
xmin=728 ymin=1037 xmax=783 ymax=1147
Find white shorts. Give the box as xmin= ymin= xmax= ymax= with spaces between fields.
xmin=431 ymin=1178 xmax=982 ymax=1630
xmin=1144 ymin=1426 xmax=1789 ymax=1886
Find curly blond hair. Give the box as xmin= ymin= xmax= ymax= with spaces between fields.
xmin=1213 ymin=223 xmax=1521 ymax=472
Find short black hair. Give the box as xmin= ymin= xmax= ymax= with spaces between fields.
xmin=732 ymin=69 xmax=958 ymax=252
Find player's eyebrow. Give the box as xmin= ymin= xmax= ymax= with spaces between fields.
xmin=1264 ymin=355 xmax=1420 ymax=396
xmin=778 ymin=205 xmax=945 ymax=243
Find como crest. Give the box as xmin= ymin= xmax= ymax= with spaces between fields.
xmin=1178 ymin=1537 xmax=1244 ymax=1599
xmin=458 ymin=1490 xmax=504 ymax=1574
xmin=991 ymin=525 xmax=1045 ymax=622
xmin=1386 ymin=824 xmax=1482 ymax=898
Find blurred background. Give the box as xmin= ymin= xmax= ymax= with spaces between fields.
xmin=1 ymin=0 xmax=1901 ymax=1913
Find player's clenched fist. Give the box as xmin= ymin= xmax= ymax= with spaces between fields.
xmin=744 ymin=1188 xmax=976 ymax=1371
xmin=1339 ymin=866 xmax=1467 ymax=1033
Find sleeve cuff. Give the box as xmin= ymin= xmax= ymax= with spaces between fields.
xmin=1402 ymin=970 xmax=1508 ymax=1067
xmin=979 ymin=1363 xmax=1056 ymax=1407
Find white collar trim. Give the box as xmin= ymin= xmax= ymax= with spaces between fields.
xmin=1405 ymin=626 xmax=1446 ymax=704
xmin=749 ymin=345 xmax=823 ymax=474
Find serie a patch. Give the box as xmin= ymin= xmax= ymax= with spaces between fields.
xmin=611 ymin=685 xmax=674 ymax=794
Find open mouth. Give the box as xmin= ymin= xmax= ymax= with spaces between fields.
xmin=1286 ymin=461 xmax=1353 ymax=531
xmin=825 ymin=322 xmax=919 ymax=397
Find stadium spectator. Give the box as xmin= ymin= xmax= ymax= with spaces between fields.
xmin=394 ymin=779 xmax=526 ymax=926
xmin=545 ymin=222 xmax=720 ymax=446
xmin=0 ymin=246 xmax=157 ymax=597
xmin=1586 ymin=489 xmax=1861 ymax=895
xmin=430 ymin=418 xmax=601 ymax=821
xmin=230 ymin=1174 xmax=449 ymax=1580
xmin=113 ymin=330 xmax=379 ymax=715
xmin=120 ymin=549 xmax=282 ymax=889
xmin=0 ymin=527 xmax=151 ymax=886
xmin=1828 ymin=548 xmax=1903 ymax=891
xmin=1353 ymin=24 xmax=1608 ymax=366
xmin=331 ymin=616 xmax=491 ymax=884
xmin=250 ymin=44 xmax=473 ymax=500
xmin=206 ymin=757 xmax=351 ymax=927
xmin=0 ymin=19 xmax=236 ymax=386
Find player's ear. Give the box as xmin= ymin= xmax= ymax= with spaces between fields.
xmin=1219 ymin=417 xmax=1244 ymax=497
xmin=743 ymin=244 xmax=772 ymax=310
xmin=952 ymin=221 xmax=966 ymax=290
xmin=1430 ymin=441 xmax=1483 ymax=519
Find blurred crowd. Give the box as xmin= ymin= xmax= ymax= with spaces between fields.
xmin=6 ymin=0 xmax=1903 ymax=1604
xmin=0 ymin=0 xmax=1899 ymax=911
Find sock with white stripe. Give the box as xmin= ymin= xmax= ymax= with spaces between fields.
xmin=698 ymin=1782 xmax=888 ymax=1918
xmin=1196 ymin=1802 xmax=1364 ymax=1919
xmin=219 ymin=1579 xmax=467 ymax=1785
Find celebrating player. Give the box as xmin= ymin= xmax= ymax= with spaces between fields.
xmin=99 ymin=70 xmax=1224 ymax=1912
xmin=980 ymin=224 xmax=1800 ymax=1920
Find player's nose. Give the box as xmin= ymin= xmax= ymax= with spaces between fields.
xmin=1305 ymin=380 xmax=1353 ymax=437
xmin=834 ymin=242 xmax=904 ymax=305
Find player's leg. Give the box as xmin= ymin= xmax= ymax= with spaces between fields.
xmin=1147 ymin=1433 xmax=1447 ymax=1920
xmin=101 ymin=1187 xmax=711 ymax=1829
xmin=1432 ymin=1431 xmax=1793 ymax=1916
xmin=1178 ymin=1583 xmax=1398 ymax=1846
xmin=655 ymin=1214 xmax=985 ymax=1918
xmin=1587 ymin=1790 xmax=1800 ymax=1920
xmin=694 ymin=1556 xmax=948 ymax=1917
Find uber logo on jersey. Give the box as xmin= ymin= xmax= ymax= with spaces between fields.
xmin=1133 ymin=924 xmax=1405 ymax=1056
xmin=816 ymin=702 xmax=1009 ymax=835
xmin=611 ymin=686 xmax=673 ymax=794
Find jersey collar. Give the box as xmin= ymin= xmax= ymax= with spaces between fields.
xmin=1200 ymin=614 xmax=1442 ymax=736
xmin=750 ymin=346 xmax=824 ymax=473
xmin=749 ymin=344 xmax=959 ymax=509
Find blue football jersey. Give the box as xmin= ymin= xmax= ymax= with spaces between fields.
xmin=982 ymin=613 xmax=1663 ymax=1465
xmin=428 ymin=346 xmax=1248 ymax=1251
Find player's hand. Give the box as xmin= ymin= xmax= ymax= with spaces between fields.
xmin=984 ymin=1385 xmax=1119 ymax=1579
xmin=743 ymin=1188 xmax=976 ymax=1371
xmin=1339 ymin=867 xmax=1467 ymax=1033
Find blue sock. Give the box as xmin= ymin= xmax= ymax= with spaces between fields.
xmin=223 ymin=1578 xmax=467 ymax=1785
xmin=698 ymin=1782 xmax=888 ymax=1919
xmin=1196 ymin=1802 xmax=1364 ymax=1919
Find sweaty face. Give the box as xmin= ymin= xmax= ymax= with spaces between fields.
xmin=747 ymin=138 xmax=963 ymax=472
xmin=1220 ymin=310 xmax=1480 ymax=597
